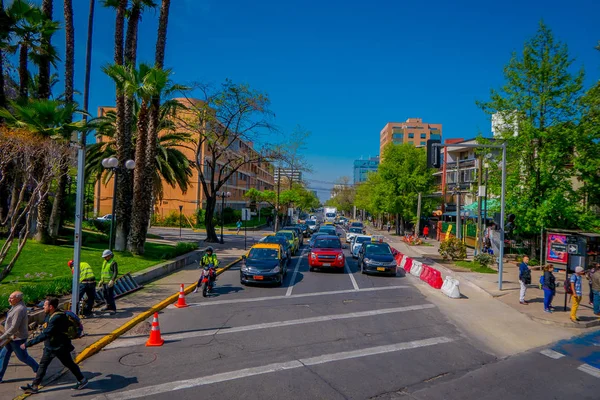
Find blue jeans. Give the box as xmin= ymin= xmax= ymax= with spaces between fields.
xmin=593 ymin=290 xmax=600 ymax=314
xmin=543 ymin=288 xmax=555 ymax=310
xmin=0 ymin=339 xmax=39 ymax=381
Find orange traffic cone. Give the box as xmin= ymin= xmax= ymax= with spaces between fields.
xmin=174 ymin=283 xmax=189 ymax=308
xmin=146 ymin=312 xmax=164 ymax=347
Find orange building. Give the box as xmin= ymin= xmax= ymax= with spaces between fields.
xmin=94 ymin=99 xmax=275 ymax=220
xmin=379 ymin=118 xmax=442 ymax=157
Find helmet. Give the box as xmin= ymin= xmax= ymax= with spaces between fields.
xmin=206 ymin=247 xmax=213 ymax=253
xmin=68 ymin=260 xmax=74 ymax=268
xmin=102 ymin=249 xmax=113 ymax=258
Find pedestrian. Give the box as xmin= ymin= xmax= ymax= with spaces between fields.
xmin=541 ymin=265 xmax=556 ymax=313
xmin=0 ymin=292 xmax=39 ymax=384
xmin=236 ymin=219 xmax=242 ymax=234
xmin=68 ymin=260 xmax=96 ymax=317
xmin=98 ymin=250 xmax=118 ymax=314
xmin=570 ymin=266 xmax=585 ymax=322
xmin=518 ymin=256 xmax=531 ymax=305
xmin=586 ymin=263 xmax=597 ymax=306
xmin=423 ymin=225 xmax=429 ymax=239
xmin=20 ymin=297 xmax=88 ymax=393
xmin=589 ymin=264 xmax=600 ymax=316
xmin=386 ymin=221 xmax=391 ymax=233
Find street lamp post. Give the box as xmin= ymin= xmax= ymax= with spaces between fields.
xmin=179 ymin=205 xmax=183 ymax=238
xmin=101 ymin=157 xmax=135 ymax=251
xmin=217 ymin=191 xmax=231 ymax=244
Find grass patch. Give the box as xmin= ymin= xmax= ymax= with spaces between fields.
xmin=0 ymin=230 xmax=198 ymax=312
xmin=454 ymin=260 xmax=496 ymax=274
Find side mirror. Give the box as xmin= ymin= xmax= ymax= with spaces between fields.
xmin=337 ymin=233 xmax=342 ymax=237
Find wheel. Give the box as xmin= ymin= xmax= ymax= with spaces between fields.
xmin=277 ymin=274 xmax=284 ymax=286
xmin=202 ymin=283 xmax=208 ymax=297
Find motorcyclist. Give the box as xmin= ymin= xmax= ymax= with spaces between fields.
xmin=193 ymin=247 xmax=219 ymax=293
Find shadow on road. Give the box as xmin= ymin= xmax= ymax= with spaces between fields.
xmin=71 ymin=374 xmax=138 ymax=397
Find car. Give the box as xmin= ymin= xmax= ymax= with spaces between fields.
xmin=309 ymin=232 xmax=329 ymax=248
xmin=240 ymin=243 xmax=287 ymax=286
xmin=96 ymin=214 xmax=113 ymax=222
xmin=318 ymin=225 xmax=338 ymax=237
xmin=275 ymin=230 xmax=299 ymax=254
xmin=357 ymin=241 xmax=397 ymax=276
xmin=306 ymin=220 xmax=319 ymax=233
xmin=350 ymin=221 xmax=366 ymax=234
xmin=345 ymin=227 xmax=364 ymax=243
xmin=309 ymin=235 xmax=345 ymax=272
xmin=350 ymin=235 xmax=371 ymax=258
xmin=260 ymin=234 xmax=292 ymax=264
xmin=282 ymin=226 xmax=304 ymax=245
xmin=297 ymin=223 xmax=310 ymax=237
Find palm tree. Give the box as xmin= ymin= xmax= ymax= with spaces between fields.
xmin=86 ymin=104 xmax=194 ymax=201
xmin=36 ymin=0 xmax=53 ymax=99
xmin=0 ymin=0 xmax=8 ymax=111
xmin=103 ymin=62 xmax=185 ymax=254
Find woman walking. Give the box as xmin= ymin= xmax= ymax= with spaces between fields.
xmin=542 ymin=265 xmax=556 ymax=313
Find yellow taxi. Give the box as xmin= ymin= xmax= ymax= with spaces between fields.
xmin=275 ymin=229 xmax=299 ymax=255
xmin=240 ymin=243 xmax=287 ymax=286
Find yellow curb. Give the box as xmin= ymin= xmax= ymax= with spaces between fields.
xmin=13 ymin=256 xmax=242 ymax=400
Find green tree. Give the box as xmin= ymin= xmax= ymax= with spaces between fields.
xmin=478 ymin=21 xmax=587 ymax=239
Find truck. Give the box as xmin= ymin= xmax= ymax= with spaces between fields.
xmin=324 ymin=207 xmax=337 ymax=223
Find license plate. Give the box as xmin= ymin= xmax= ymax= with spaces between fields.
xmin=377 ymin=267 xmax=386 ymax=272
xmin=254 ymin=275 xmax=264 ymax=280
xmin=323 ymin=263 xmax=331 ymax=267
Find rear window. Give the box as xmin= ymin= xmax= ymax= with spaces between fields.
xmin=349 ymin=227 xmax=362 ymax=233
xmin=351 ymin=222 xmax=363 ymax=227
xmin=326 ymin=213 xmax=336 ymax=218
xmin=314 ymin=239 xmax=341 ymax=249
xmin=248 ymin=248 xmax=278 ymax=259
xmin=356 ymin=237 xmax=371 ymax=243
xmin=276 ymin=232 xmax=293 ymax=240
xmin=264 ymin=237 xmax=286 ymax=246
xmin=307 ymin=220 xmax=316 ymax=226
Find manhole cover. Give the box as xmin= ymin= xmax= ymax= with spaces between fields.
xmin=119 ymin=352 xmax=157 ymax=367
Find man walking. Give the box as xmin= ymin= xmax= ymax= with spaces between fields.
xmin=518 ymin=256 xmax=531 ymax=305
xmin=98 ymin=250 xmax=118 ymax=314
xmin=570 ymin=266 xmax=585 ymax=322
xmin=20 ymin=297 xmax=88 ymax=393
xmin=68 ymin=260 xmax=96 ymax=317
xmin=589 ymin=264 xmax=600 ymax=316
xmin=0 ymin=292 xmax=39 ymax=383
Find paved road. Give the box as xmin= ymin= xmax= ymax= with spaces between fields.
xmin=37 ymin=227 xmax=600 ymax=399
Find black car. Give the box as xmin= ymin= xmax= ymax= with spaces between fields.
xmin=240 ymin=245 xmax=288 ymax=286
xmin=298 ymin=223 xmax=310 ymax=237
xmin=282 ymin=226 xmax=304 ymax=245
xmin=261 ymin=235 xmax=292 ymax=265
xmin=357 ymin=242 xmax=397 ymax=276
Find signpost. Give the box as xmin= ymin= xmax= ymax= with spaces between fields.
xmin=242 ymin=208 xmax=251 ymax=250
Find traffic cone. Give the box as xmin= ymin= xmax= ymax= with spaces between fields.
xmin=145 ymin=312 xmax=164 ymax=347
xmin=174 ymin=283 xmax=188 ymax=308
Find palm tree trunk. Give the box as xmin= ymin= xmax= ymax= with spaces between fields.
xmin=18 ymin=43 xmax=28 ymax=99
xmin=37 ymin=0 xmax=53 ymax=99
xmin=34 ymin=189 xmax=51 ymax=244
xmin=0 ymin=0 xmax=6 ymax=113
xmin=154 ymin=0 xmax=170 ymax=70
xmin=113 ymin=0 xmax=131 ymax=251
xmin=48 ymin=0 xmax=74 ymax=238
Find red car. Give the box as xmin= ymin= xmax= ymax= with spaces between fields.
xmin=309 ymin=235 xmax=345 ymax=272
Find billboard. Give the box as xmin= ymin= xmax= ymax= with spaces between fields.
xmin=547 ymin=234 xmax=568 ymax=264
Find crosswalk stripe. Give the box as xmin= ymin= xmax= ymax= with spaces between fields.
xmin=106 ymin=303 xmax=436 ymax=349
xmin=95 ymin=336 xmax=454 ymax=400
xmin=540 ymin=349 xmax=565 ymax=359
xmin=577 ymin=363 xmax=600 ymax=378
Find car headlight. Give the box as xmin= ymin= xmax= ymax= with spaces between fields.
xmin=388 ymin=260 xmax=397 ymax=266
xmin=311 ymin=252 xmax=317 ymax=259
xmin=241 ymin=264 xmax=250 ymax=272
xmin=271 ymin=266 xmax=281 ymax=273
xmin=337 ymin=253 xmax=344 ymax=260
xmin=363 ymin=258 xmax=371 ymax=264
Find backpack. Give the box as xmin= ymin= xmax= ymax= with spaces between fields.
xmin=539 ymin=274 xmax=544 ymax=289
xmin=564 ymin=279 xmax=573 ymax=295
xmin=60 ymin=311 xmax=84 ymax=340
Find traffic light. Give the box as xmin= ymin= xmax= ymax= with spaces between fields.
xmin=426 ymin=139 xmax=441 ymax=168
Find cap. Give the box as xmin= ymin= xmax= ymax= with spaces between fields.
xmin=68 ymin=260 xmax=74 ymax=268
xmin=575 ymin=266 xmax=584 ymax=274
xmin=102 ymin=249 xmax=113 ymax=258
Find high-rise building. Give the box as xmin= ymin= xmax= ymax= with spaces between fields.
xmin=274 ymin=168 xmax=303 ymax=185
xmin=353 ymin=157 xmax=379 ymax=184
xmin=379 ymin=118 xmax=442 ymax=157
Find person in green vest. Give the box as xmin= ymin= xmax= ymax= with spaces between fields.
xmin=194 ymin=247 xmax=219 ymax=293
xmin=98 ymin=250 xmax=118 ymax=314
xmin=68 ymin=260 xmax=96 ymax=317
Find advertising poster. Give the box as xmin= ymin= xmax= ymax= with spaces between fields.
xmin=547 ymin=234 xmax=568 ymax=264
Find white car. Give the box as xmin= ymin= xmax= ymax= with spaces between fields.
xmin=345 ymin=227 xmax=364 ymax=243
xmin=351 ymin=235 xmax=371 ymax=258
xmin=96 ymin=214 xmax=113 ymax=222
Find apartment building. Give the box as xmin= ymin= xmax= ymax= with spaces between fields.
xmin=379 ymin=118 xmax=442 ymax=157
xmin=353 ymin=156 xmax=379 ymax=184
xmin=94 ymin=99 xmax=275 ymax=219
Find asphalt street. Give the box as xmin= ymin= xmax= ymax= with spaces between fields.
xmin=38 ymin=226 xmax=600 ymax=400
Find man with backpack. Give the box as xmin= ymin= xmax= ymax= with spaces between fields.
xmin=570 ymin=266 xmax=585 ymax=322
xmin=19 ymin=297 xmax=88 ymax=394
xmin=518 ymin=256 xmax=531 ymax=305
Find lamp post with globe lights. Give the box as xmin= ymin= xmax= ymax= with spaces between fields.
xmin=102 ymin=157 xmax=135 ymax=250
xmin=217 ymin=191 xmax=231 ymax=244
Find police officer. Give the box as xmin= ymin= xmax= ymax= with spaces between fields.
xmin=194 ymin=247 xmax=219 ymax=293
xmin=68 ymin=260 xmax=96 ymax=317
xmin=98 ymin=250 xmax=118 ymax=314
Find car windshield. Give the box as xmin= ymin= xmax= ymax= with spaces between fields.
xmin=351 ymin=222 xmax=363 ymax=227
xmin=325 ymin=213 xmax=335 ymax=218
xmin=248 ymin=248 xmax=279 ymax=259
xmin=319 ymin=229 xmax=335 ymax=235
xmin=307 ymin=220 xmax=316 ymax=226
xmin=314 ymin=239 xmax=341 ymax=249
xmin=349 ymin=228 xmax=362 ymax=233
xmin=365 ymin=243 xmax=392 ymax=255
xmin=276 ymin=232 xmax=293 ymax=240
xmin=264 ymin=237 xmax=287 ymax=247
xmin=356 ymin=237 xmax=371 ymax=243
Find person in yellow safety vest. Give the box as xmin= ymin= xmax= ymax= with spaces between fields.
xmin=68 ymin=260 xmax=96 ymax=317
xmin=194 ymin=247 xmax=219 ymax=293
xmin=98 ymin=250 xmax=118 ymax=314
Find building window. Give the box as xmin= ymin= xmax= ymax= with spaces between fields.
xmin=393 ymin=139 xmax=403 ymax=144
xmin=392 ymin=133 xmax=403 ymax=139
xmin=420 ymin=141 xmax=426 ymax=146
xmin=408 ymin=133 xmax=414 ymax=139
xmin=420 ymin=133 xmax=426 ymax=139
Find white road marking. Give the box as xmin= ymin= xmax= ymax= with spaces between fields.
xmin=105 ymin=303 xmax=436 ymax=349
xmin=184 ymin=285 xmax=408 ymax=307
xmin=540 ymin=349 xmax=565 ymax=359
xmin=286 ymin=248 xmax=307 ymax=296
xmin=95 ymin=336 xmax=454 ymax=400
xmin=578 ymin=363 xmax=600 ymax=378
xmin=345 ymin=260 xmax=359 ymax=291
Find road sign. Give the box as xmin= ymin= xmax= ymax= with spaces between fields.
xmin=241 ymin=208 xmax=251 ymax=221
xmin=567 ymin=243 xmax=579 ymax=255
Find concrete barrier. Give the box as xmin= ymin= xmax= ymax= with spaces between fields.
xmin=441 ymin=276 xmax=461 ymax=298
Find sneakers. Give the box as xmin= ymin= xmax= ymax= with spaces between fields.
xmin=544 ymin=309 xmax=552 ymax=313
xmin=20 ymin=384 xmax=39 ymax=393
xmin=193 ymin=288 xmax=198 ymax=294
xmin=519 ymin=301 xmax=528 ymax=305
xmin=72 ymin=378 xmax=88 ymax=390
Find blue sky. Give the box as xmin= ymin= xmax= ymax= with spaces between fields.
xmin=51 ymin=0 xmax=599 ymax=200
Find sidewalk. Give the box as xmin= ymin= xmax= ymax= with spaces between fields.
xmin=367 ymin=226 xmax=600 ymax=329
xmin=0 ymin=241 xmax=246 ymax=400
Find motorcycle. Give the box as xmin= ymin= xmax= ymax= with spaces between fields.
xmin=201 ymin=263 xmax=217 ymax=297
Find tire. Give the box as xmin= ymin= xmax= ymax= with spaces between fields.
xmin=202 ymin=282 xmax=208 ymax=297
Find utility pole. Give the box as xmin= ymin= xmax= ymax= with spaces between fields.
xmin=415 ymin=193 xmax=422 ymax=238
xmin=274 ymin=167 xmax=281 ymax=231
